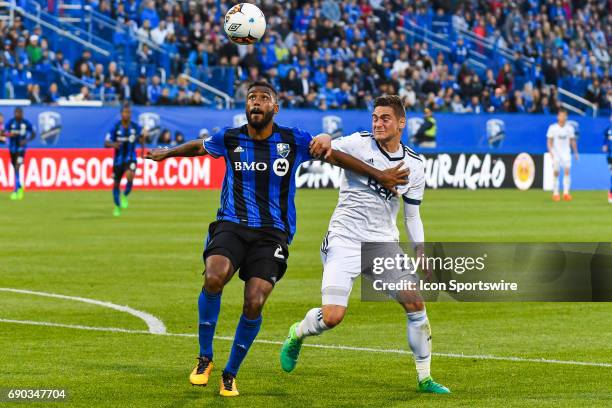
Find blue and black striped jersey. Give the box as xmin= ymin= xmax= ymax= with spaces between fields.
xmin=106 ymin=121 xmax=142 ymax=164
xmin=5 ymin=118 xmax=34 ymax=153
xmin=204 ymin=123 xmax=314 ymax=243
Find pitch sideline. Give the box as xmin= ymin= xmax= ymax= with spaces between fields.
xmin=1 ymin=317 xmax=611 ymax=368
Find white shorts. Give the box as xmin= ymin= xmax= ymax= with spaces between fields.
xmin=320 ymin=233 xmax=361 ymax=307
xmin=552 ymin=153 xmax=571 ymax=172
xmin=319 ymin=232 xmax=418 ymax=307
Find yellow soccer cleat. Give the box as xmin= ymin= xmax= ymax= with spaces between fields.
xmin=189 ymin=357 xmax=214 ymax=386
xmin=219 ymin=371 xmax=239 ymax=397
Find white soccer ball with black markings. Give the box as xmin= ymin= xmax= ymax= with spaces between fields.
xmin=224 ymin=3 xmax=266 ymax=45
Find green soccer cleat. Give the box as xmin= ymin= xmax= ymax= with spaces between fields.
xmin=418 ymin=377 xmax=451 ymax=394
xmin=280 ymin=322 xmax=303 ymax=372
xmin=120 ymin=194 xmax=129 ymax=209
xmin=113 ymin=206 xmax=121 ymax=217
xmin=16 ymin=188 xmax=24 ymax=200
xmin=9 ymin=191 xmax=18 ymax=200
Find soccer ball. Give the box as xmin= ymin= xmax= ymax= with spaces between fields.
xmin=224 ymin=3 xmax=266 ymax=45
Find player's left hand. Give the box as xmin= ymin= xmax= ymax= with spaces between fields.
xmin=310 ymin=134 xmax=332 ymax=160
xmin=574 ymin=153 xmax=579 ymax=161
xmin=380 ymin=163 xmax=409 ymax=195
xmin=19 ymin=140 xmax=27 ymax=147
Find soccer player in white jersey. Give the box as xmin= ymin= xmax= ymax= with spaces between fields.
xmin=279 ymin=95 xmax=450 ymax=394
xmin=546 ymin=109 xmax=579 ymax=201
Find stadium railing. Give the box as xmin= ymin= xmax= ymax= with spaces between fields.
xmin=558 ymin=87 xmax=598 ymax=117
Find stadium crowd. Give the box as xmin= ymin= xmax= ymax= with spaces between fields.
xmin=0 ymin=0 xmax=610 ymax=114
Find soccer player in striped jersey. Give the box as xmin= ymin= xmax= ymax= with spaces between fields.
xmin=4 ymin=107 xmax=36 ymax=200
xmin=104 ymin=104 xmax=146 ymax=216
xmin=145 ymin=81 xmax=408 ymax=397
xmin=280 ymin=95 xmax=450 ymax=394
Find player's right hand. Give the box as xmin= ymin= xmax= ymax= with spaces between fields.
xmin=380 ymin=163 xmax=409 ymax=195
xmin=145 ymin=147 xmax=168 ymax=161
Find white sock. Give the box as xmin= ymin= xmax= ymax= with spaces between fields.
xmin=296 ymin=308 xmax=329 ymax=339
xmin=407 ymin=309 xmax=432 ymax=382
xmin=563 ymin=174 xmax=571 ymax=194
xmin=553 ymin=176 xmax=560 ymax=195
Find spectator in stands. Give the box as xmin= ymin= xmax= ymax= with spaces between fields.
xmin=100 ymin=80 xmax=116 ymax=103
xmin=71 ymin=86 xmax=92 ymax=102
xmin=131 ymin=74 xmax=148 ymax=105
xmin=45 ymin=83 xmax=60 ymax=104
xmin=173 ymin=131 xmax=184 ymax=147
xmin=1 ymin=39 xmax=15 ymax=68
xmin=73 ymin=50 xmax=94 ymax=78
xmin=27 ymin=83 xmax=42 ymax=104
xmin=176 ymin=88 xmax=191 ymax=106
xmin=140 ymin=0 xmax=160 ymax=29
xmin=137 ymin=43 xmax=155 ymax=74
xmin=158 ymin=129 xmax=172 ymax=146
xmin=14 ymin=36 xmax=29 ymax=68
xmin=151 ymin=20 xmax=169 ymax=46
xmin=117 ymin=76 xmax=131 ymax=102
xmin=156 ymin=88 xmax=173 ymax=105
xmin=188 ymin=42 xmax=208 ymax=80
xmin=413 ymin=108 xmax=437 ymax=148
xmin=191 ymin=89 xmax=205 ymax=106
xmin=25 ymin=35 xmax=42 ymax=65
xmin=147 ymin=75 xmax=162 ymax=105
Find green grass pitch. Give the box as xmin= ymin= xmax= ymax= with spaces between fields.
xmin=1 ymin=189 xmax=611 ymax=407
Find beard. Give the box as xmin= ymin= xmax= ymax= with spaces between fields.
xmin=246 ymin=109 xmax=274 ymax=130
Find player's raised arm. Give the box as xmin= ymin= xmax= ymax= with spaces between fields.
xmin=310 ymin=133 xmax=409 ymax=194
xmin=145 ymin=139 xmax=208 ymax=161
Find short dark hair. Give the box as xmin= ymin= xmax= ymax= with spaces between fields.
xmin=558 ymin=108 xmax=568 ymax=115
xmin=247 ymin=80 xmax=278 ymax=100
xmin=373 ymin=95 xmax=406 ymax=120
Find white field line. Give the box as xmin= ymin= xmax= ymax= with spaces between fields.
xmin=1 ymin=318 xmax=611 ymax=368
xmin=0 ymin=288 xmax=166 ymax=334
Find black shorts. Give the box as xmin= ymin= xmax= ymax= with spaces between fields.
xmin=113 ymin=161 xmax=137 ymax=182
xmin=9 ymin=150 xmax=25 ymax=168
xmin=203 ymin=220 xmax=289 ymax=286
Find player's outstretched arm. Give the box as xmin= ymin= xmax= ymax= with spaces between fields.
xmin=145 ymin=139 xmax=207 ymax=161
xmin=309 ymin=134 xmax=409 ymax=194
xmin=330 ymin=151 xmax=409 ymax=194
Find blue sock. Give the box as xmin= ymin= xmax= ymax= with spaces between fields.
xmin=113 ymin=186 xmax=121 ymax=206
xmin=198 ymin=288 xmax=222 ymax=360
xmin=224 ymin=314 xmax=262 ymax=377
xmin=14 ymin=168 xmax=20 ymax=191
xmin=124 ymin=180 xmax=133 ymax=196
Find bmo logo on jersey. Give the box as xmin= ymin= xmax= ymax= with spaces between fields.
xmin=234 ymin=161 xmax=268 ymax=171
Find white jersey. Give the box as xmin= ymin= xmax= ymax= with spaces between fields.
xmin=328 ymin=131 xmax=425 ymax=242
xmin=546 ymin=123 xmax=575 ymax=157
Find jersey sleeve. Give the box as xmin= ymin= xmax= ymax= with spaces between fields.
xmin=546 ymin=125 xmax=554 ymax=139
xmin=402 ymin=163 xmax=425 ymax=206
xmin=291 ymin=127 xmax=315 ymax=163
xmin=105 ymin=123 xmax=117 ymax=142
xmin=25 ymin=120 xmax=34 ymax=133
xmin=331 ymin=132 xmax=368 ymax=158
xmin=568 ymin=125 xmax=576 ymax=139
xmin=4 ymin=119 xmax=11 ymax=132
xmin=203 ymin=127 xmax=227 ymax=158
